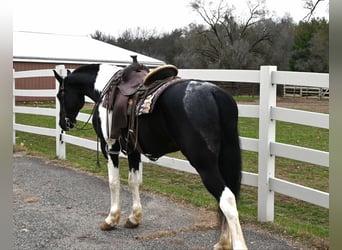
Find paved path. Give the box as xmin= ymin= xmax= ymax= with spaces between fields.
xmin=13 ymin=154 xmax=299 ymax=250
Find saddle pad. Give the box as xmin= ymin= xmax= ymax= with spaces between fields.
xmin=136 ymin=78 xmax=183 ymax=116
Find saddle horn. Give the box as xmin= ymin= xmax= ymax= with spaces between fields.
xmin=131 ymin=55 xmax=138 ymax=63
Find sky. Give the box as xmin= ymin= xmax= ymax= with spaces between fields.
xmin=13 ymin=0 xmax=329 ymax=37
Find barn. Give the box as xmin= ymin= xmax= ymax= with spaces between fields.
xmin=13 ymin=31 xmax=165 ymax=101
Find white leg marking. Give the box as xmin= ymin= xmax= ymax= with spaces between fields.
xmin=214 ymin=220 xmax=231 ymax=250
xmin=127 ymin=165 xmax=142 ymax=225
xmin=104 ymin=158 xmax=121 ymax=226
xmin=219 ymin=187 xmax=247 ymax=250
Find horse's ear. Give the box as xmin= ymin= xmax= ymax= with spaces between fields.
xmin=53 ymin=70 xmax=63 ymax=83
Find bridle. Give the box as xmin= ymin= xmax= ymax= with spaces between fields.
xmin=57 ymin=79 xmax=72 ymax=130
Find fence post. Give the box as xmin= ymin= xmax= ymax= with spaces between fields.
xmin=258 ymin=65 xmax=277 ymax=222
xmin=55 ymin=65 xmax=66 ymax=160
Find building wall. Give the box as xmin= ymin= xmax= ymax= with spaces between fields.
xmin=14 ymin=62 xmax=83 ymax=101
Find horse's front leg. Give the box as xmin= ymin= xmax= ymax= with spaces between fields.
xmin=124 ymin=150 xmax=143 ymax=228
xmin=100 ymin=141 xmax=121 ymax=231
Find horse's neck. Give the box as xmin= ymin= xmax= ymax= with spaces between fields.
xmin=80 ymin=65 xmax=122 ymax=103
xmin=75 ymin=80 xmax=100 ymax=103
xmin=85 ymin=89 xmax=101 ymax=103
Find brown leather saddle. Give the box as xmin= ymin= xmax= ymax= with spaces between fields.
xmin=102 ymin=64 xmax=180 ymax=146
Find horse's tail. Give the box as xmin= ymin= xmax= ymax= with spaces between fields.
xmin=212 ymin=88 xmax=242 ymax=200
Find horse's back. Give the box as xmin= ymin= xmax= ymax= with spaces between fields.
xmin=137 ymin=80 xmax=239 ymax=158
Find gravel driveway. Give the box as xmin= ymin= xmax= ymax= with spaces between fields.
xmin=13 ymin=154 xmax=300 ymax=250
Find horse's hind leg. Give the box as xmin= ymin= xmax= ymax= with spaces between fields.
xmin=125 ymin=149 xmax=142 ymax=228
xmin=100 ymin=141 xmax=122 ymax=230
xmin=195 ymin=167 xmax=233 ymax=249
xmin=215 ymin=215 xmax=231 ymax=250
xmin=194 ymin=162 xmax=246 ymax=249
xmin=214 ymin=187 xmax=247 ymax=250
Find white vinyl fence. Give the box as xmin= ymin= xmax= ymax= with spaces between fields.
xmin=13 ymin=65 xmax=329 ymax=222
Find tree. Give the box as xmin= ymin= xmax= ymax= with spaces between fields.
xmin=172 ymin=24 xmax=211 ymax=68
xmin=91 ymin=30 xmax=115 ymax=44
xmin=189 ymin=0 xmax=272 ymax=69
xmin=265 ymin=16 xmax=296 ymax=70
xmin=302 ymin=0 xmax=328 ymax=21
xmin=90 ymin=0 xmax=328 ymax=72
xmin=289 ymin=18 xmax=329 ymax=72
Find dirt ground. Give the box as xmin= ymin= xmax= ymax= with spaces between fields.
xmin=238 ymin=96 xmax=329 ymax=113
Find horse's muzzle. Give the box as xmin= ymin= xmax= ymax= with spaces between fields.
xmin=62 ymin=117 xmax=75 ymax=131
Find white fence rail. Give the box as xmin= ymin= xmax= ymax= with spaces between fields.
xmin=13 ymin=65 xmax=329 ymax=222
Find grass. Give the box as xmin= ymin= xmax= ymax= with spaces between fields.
xmin=234 ymin=95 xmax=259 ymax=102
xmin=14 ymin=101 xmax=329 ymax=249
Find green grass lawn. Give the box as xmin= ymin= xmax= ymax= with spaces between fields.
xmin=14 ymin=103 xmax=329 ymax=249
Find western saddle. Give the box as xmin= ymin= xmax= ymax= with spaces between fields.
xmin=101 ymin=58 xmax=181 ymax=155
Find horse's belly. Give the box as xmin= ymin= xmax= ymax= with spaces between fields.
xmin=137 ymin=116 xmax=178 ymax=157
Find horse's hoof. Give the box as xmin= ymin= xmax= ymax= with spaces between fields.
xmin=100 ymin=221 xmax=116 ymax=231
xmin=213 ymin=243 xmax=232 ymax=250
xmin=124 ymin=219 xmax=139 ymax=228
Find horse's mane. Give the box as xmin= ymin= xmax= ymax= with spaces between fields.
xmin=66 ymin=64 xmax=101 ymax=88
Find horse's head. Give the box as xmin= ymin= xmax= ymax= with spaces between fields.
xmin=53 ymin=69 xmax=85 ymax=131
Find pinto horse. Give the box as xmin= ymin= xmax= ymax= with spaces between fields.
xmin=53 ymin=60 xmax=247 ymax=249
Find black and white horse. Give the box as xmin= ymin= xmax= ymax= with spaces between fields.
xmin=53 ymin=61 xmax=247 ymax=249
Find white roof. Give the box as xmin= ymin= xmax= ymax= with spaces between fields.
xmin=13 ymin=31 xmax=165 ymax=66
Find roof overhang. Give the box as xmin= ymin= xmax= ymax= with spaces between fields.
xmin=13 ymin=31 xmax=165 ymax=67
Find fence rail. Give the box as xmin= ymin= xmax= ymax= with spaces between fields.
xmin=13 ymin=65 xmax=330 ymax=222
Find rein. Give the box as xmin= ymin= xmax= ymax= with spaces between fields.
xmin=74 ymin=106 xmax=96 ymax=131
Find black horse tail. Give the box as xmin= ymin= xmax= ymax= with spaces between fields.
xmin=212 ymin=88 xmax=242 ymax=200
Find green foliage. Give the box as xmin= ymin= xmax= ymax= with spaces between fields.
xmin=289 ymin=18 xmax=329 ymax=72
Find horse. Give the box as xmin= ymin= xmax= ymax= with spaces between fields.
xmin=53 ymin=59 xmax=248 ymax=249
